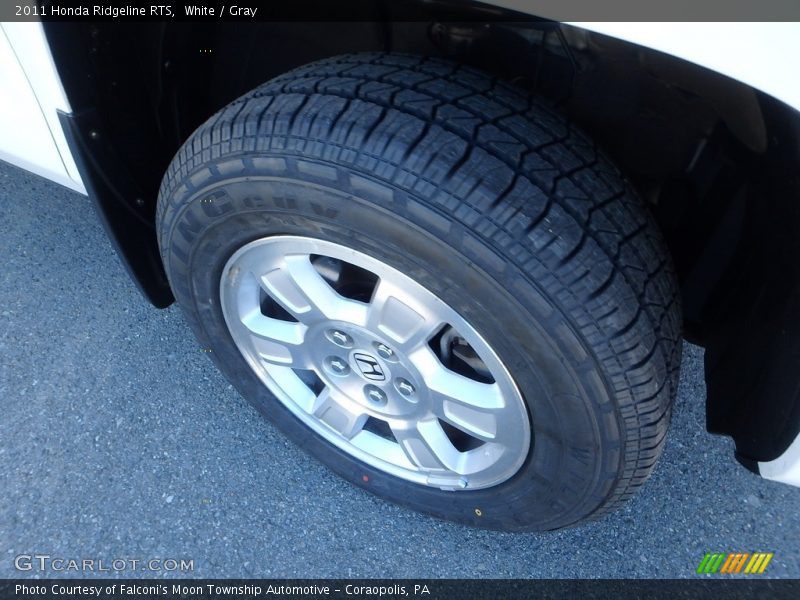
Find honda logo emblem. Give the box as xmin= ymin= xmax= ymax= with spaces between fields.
xmin=353 ymin=353 xmax=385 ymax=381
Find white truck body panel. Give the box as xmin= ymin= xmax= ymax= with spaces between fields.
xmin=569 ymin=22 xmax=800 ymax=113
xmin=0 ymin=22 xmax=84 ymax=193
xmin=759 ymin=428 xmax=800 ymax=487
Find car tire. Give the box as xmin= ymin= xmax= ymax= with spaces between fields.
xmin=156 ymin=53 xmax=682 ymax=531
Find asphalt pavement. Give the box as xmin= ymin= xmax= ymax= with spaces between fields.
xmin=1 ymin=159 xmax=798 ymax=579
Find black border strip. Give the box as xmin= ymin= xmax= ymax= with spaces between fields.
xmin=3 ymin=0 xmax=800 ymax=22
xmin=2 ymin=579 xmax=800 ymax=600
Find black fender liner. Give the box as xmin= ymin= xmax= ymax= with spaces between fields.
xmin=58 ymin=109 xmax=173 ymax=307
xmin=703 ymin=96 xmax=800 ymax=465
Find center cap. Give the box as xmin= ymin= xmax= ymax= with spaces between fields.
xmin=352 ymin=352 xmax=386 ymax=382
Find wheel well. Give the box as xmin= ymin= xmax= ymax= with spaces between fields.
xmin=44 ymin=7 xmax=800 ymax=464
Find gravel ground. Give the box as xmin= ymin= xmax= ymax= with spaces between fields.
xmin=1 ymin=159 xmax=798 ymax=579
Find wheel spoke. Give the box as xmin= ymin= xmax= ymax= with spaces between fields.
xmin=411 ymin=346 xmax=505 ymax=411
xmin=391 ymin=418 xmax=461 ymax=472
xmin=240 ymin=310 xmax=313 ymax=368
xmin=367 ymin=278 xmax=445 ymax=349
xmin=311 ymin=387 xmax=368 ymax=440
xmin=440 ymin=403 xmax=497 ymax=442
xmin=260 ymin=255 xmax=368 ymax=325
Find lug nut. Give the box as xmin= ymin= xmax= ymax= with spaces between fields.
xmin=375 ymin=342 xmax=394 ymax=360
xmin=327 ymin=329 xmax=353 ymax=348
xmin=395 ymin=378 xmax=416 ymax=398
xmin=326 ymin=356 xmax=350 ymax=376
xmin=364 ymin=385 xmax=388 ymax=406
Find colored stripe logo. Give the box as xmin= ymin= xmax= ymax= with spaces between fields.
xmin=697 ymin=552 xmax=773 ymax=574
